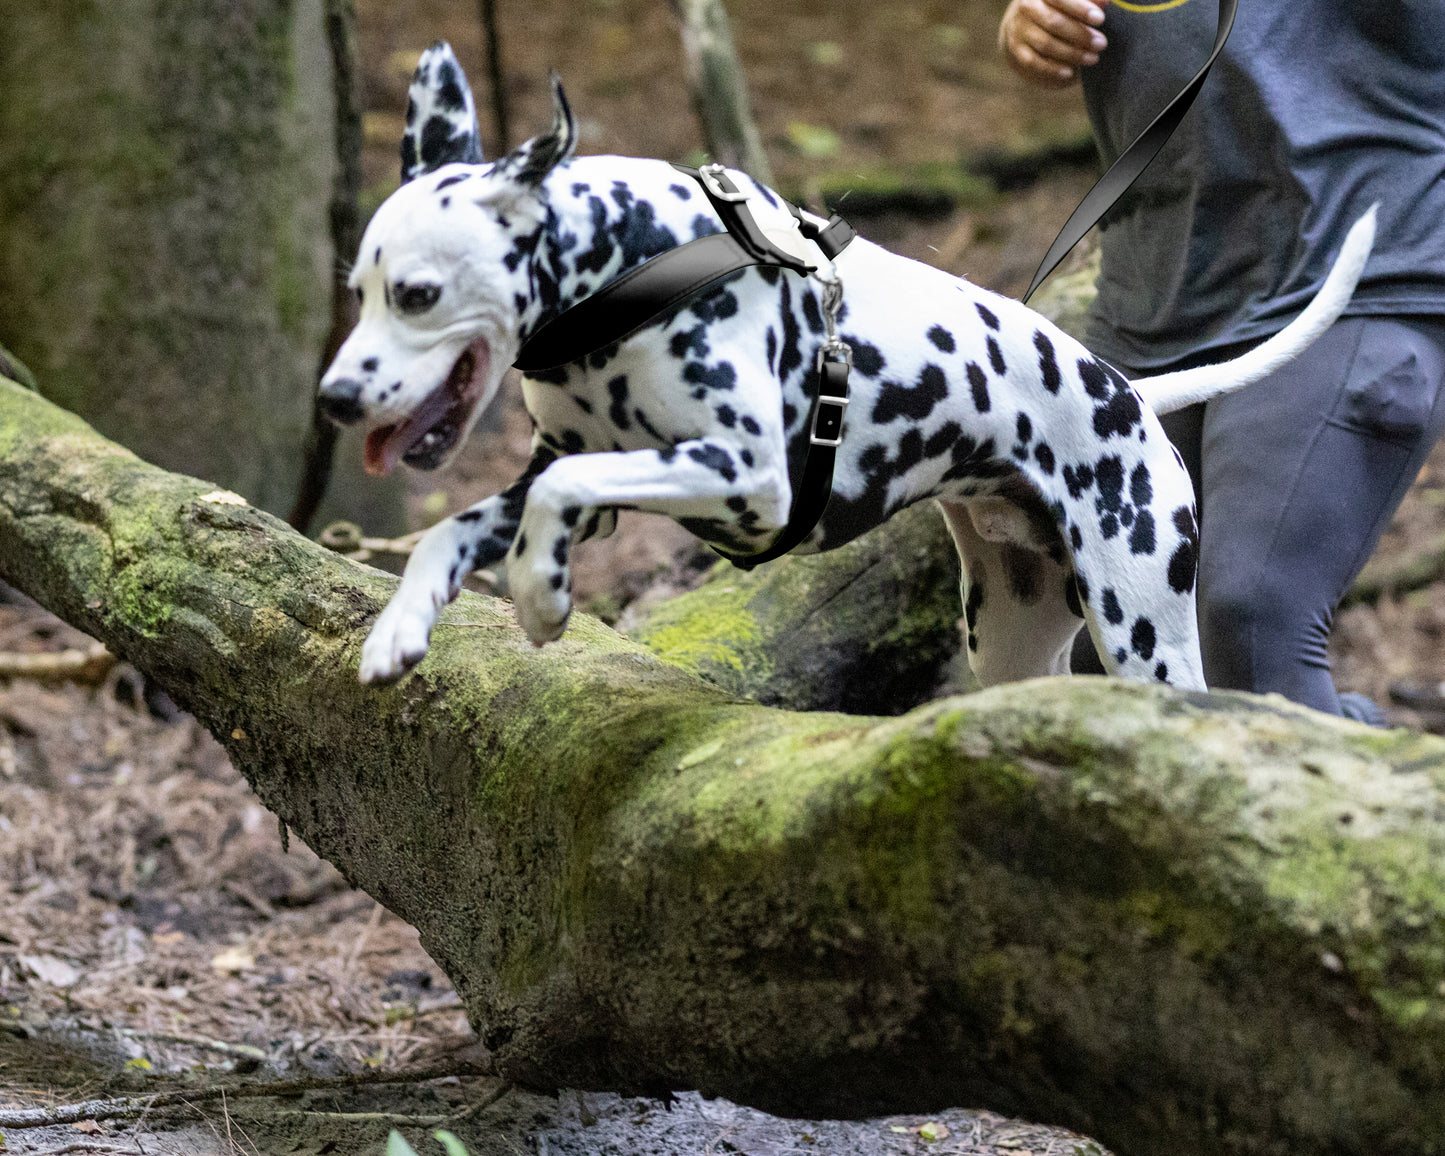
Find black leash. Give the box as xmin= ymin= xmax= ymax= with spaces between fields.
xmin=1022 ymin=0 xmax=1238 ymax=303
xmin=512 ymin=162 xmax=857 ymax=569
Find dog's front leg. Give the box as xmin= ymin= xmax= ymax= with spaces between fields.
xmin=358 ymin=450 xmax=556 ymax=684
xmin=508 ymin=439 xmax=782 ymax=645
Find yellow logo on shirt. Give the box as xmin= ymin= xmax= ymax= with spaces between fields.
xmin=1111 ymin=0 xmax=1193 ymax=11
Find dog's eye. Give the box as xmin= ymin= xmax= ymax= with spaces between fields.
xmin=396 ymin=282 xmax=442 ymax=315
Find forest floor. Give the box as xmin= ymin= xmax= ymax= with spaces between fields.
xmin=4 ymin=0 xmax=1445 ymax=1152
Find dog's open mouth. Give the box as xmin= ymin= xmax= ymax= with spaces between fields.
xmin=363 ymin=337 xmax=491 ymax=477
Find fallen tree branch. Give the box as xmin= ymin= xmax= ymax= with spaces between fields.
xmin=3 ymin=380 xmax=1445 ymax=1156
xmin=0 ymin=1066 xmax=498 ymax=1131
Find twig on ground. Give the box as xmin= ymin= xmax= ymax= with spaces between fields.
xmin=0 ymin=1064 xmax=495 ymax=1130
xmin=0 ymin=641 xmax=113 ymax=684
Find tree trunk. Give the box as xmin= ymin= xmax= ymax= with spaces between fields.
xmin=0 ymin=0 xmax=402 ymax=532
xmin=3 ymin=378 xmax=1445 ymax=1156
xmin=670 ymin=0 xmax=775 ymax=185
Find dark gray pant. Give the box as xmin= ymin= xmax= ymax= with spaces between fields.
xmin=1077 ymin=315 xmax=1445 ymax=714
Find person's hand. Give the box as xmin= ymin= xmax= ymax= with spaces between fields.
xmin=998 ymin=0 xmax=1109 ymax=89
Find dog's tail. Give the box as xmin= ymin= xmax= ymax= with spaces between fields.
xmin=1133 ymin=204 xmax=1377 ymax=416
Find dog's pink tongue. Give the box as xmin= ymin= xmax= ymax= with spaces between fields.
xmin=363 ymin=425 xmax=402 ymax=477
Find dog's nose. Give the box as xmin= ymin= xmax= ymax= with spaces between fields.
xmin=318 ymin=377 xmax=366 ymax=425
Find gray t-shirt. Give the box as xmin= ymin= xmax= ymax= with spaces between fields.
xmin=1080 ymin=0 xmax=1445 ymax=370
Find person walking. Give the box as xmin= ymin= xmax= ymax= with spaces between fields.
xmin=998 ymin=0 xmax=1445 ymax=721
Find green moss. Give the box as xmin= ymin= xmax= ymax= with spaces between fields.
xmin=633 ymin=578 xmax=766 ymax=682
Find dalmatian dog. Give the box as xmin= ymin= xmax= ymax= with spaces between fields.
xmin=321 ymin=43 xmax=1374 ymax=691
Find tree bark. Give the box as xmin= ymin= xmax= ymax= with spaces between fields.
xmin=670 ymin=0 xmax=775 ymax=185
xmin=3 ymin=377 xmax=1445 ymax=1156
xmin=0 ymin=0 xmax=402 ymax=531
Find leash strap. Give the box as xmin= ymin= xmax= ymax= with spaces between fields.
xmin=1021 ymin=0 xmax=1238 ymax=303
xmin=514 ymin=231 xmax=763 ymax=372
xmin=715 ymin=343 xmax=851 ymax=570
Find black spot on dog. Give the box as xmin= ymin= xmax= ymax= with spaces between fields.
xmin=964 ymin=580 xmax=985 ymax=651
xmin=691 ymin=286 xmax=738 ymax=323
xmin=635 ymin=408 xmax=667 ymax=442
xmin=1114 ymin=647 xmax=1128 ymax=665
xmin=514 ymin=531 xmax=528 ymax=557
xmin=683 ymin=361 xmax=737 ymax=392
xmin=1016 ymin=413 xmax=1032 ymax=444
xmin=1128 ymin=509 xmax=1156 ymax=556
xmin=1078 ymin=359 xmax=1111 ymax=400
xmin=435 ymin=172 xmax=469 ymax=191
xmin=1063 ymin=463 xmax=1095 ymax=498
xmin=692 ymin=214 xmax=721 ymax=240
xmin=987 ymin=337 xmax=1007 ymax=376
xmin=561 ymin=505 xmax=582 ymax=528
xmin=572 ymin=182 xmax=590 ymax=196
xmin=1102 ymin=587 xmax=1124 ymax=624
xmin=801 ymin=291 xmax=825 ymax=335
xmin=740 ymin=449 xmax=755 ymax=468
xmin=1154 ymin=662 xmax=1169 ymax=682
xmin=844 ymin=338 xmax=885 ymax=377
xmin=607 ymin=376 xmax=631 ymax=430
xmin=420 ymin=115 xmax=460 ymax=170
xmin=924 ymin=421 xmax=961 ymax=458
xmin=1130 ymin=463 xmax=1153 ymax=508
xmin=1168 ymin=506 xmax=1199 ymax=593
xmin=741 ymin=415 xmax=761 ymax=436
xmin=715 ymin=404 xmax=737 ymax=428
xmin=1069 ymin=524 xmax=1083 ymax=550
xmin=550 ymin=573 xmax=565 ymax=590
xmin=560 ymin=430 xmax=586 ymax=454
xmin=688 ymin=444 xmax=737 ymax=483
xmin=670 ymin=183 xmax=692 ymax=199
xmin=435 ymin=58 xmax=467 ymax=110
xmin=362 ymin=357 xmax=379 ymax=372
xmin=440 ymin=196 xmax=451 ymax=208
xmin=1035 ymin=330 xmax=1061 ymax=393
xmin=658 ymin=444 xmax=677 ymax=463
xmin=873 ymin=364 xmax=949 ymax=423
xmin=553 ymin=535 xmax=569 ymax=566
xmin=1131 ymin=617 xmax=1156 ymax=661
xmin=966 ymin=362 xmax=990 ymax=413
xmin=1034 ymin=443 xmax=1056 ymax=474
xmin=1003 ymin=545 xmax=1042 ymax=604
xmin=726 ymin=496 xmax=748 ymax=513
xmin=927 ymin=325 xmax=956 ymax=353
xmin=976 ymin=302 xmax=1000 ymax=330
xmin=1094 ymin=386 xmax=1143 ymax=441
xmin=782 ymin=403 xmax=798 ymax=428
xmin=777 ymin=279 xmax=804 ymax=381
xmin=765 ymin=327 xmax=778 ymax=375
xmin=670 ymin=324 xmax=709 ymax=360
xmin=758 ymin=265 xmax=782 ymax=286
xmin=573 ymin=395 xmax=593 ymax=414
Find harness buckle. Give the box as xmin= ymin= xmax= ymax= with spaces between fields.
xmin=698 ymin=163 xmax=748 ymax=203
xmin=810 ymin=345 xmax=852 ymax=448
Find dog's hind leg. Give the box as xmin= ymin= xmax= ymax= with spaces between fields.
xmin=939 ymin=499 xmax=1085 ymax=687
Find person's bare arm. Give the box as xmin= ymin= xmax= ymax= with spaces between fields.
xmin=998 ymin=0 xmax=1109 ymax=88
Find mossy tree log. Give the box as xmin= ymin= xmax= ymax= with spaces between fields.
xmin=4 ymin=375 xmax=1445 ymax=1156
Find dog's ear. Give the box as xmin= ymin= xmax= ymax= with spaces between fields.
xmin=400 ymin=41 xmax=485 ymax=184
xmin=496 ymin=74 xmax=577 ymax=190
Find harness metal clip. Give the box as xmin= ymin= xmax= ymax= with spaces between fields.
xmin=698 ymin=163 xmax=748 ymax=203
xmin=809 ymin=272 xmax=852 ymax=448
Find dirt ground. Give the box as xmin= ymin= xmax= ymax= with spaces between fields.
xmin=5 ymin=0 xmax=1445 ymax=1153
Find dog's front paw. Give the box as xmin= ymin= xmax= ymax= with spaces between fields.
xmin=359 ymin=598 xmax=437 ymax=684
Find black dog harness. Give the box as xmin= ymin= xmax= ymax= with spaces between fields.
xmin=513 ymin=163 xmax=857 ymax=569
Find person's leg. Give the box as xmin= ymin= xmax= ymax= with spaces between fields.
xmin=1195 ymin=316 xmax=1445 ymax=712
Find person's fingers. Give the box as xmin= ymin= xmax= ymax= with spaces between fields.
xmin=1004 ymin=40 xmax=1081 ymax=88
xmin=999 ymin=0 xmax=1108 ymax=86
xmin=1024 ymin=0 xmax=1109 ymax=53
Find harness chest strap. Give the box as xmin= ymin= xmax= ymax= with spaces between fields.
xmin=511 ymin=163 xmax=856 ymax=569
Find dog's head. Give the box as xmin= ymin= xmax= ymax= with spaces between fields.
xmin=319 ymin=44 xmax=576 ymax=477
